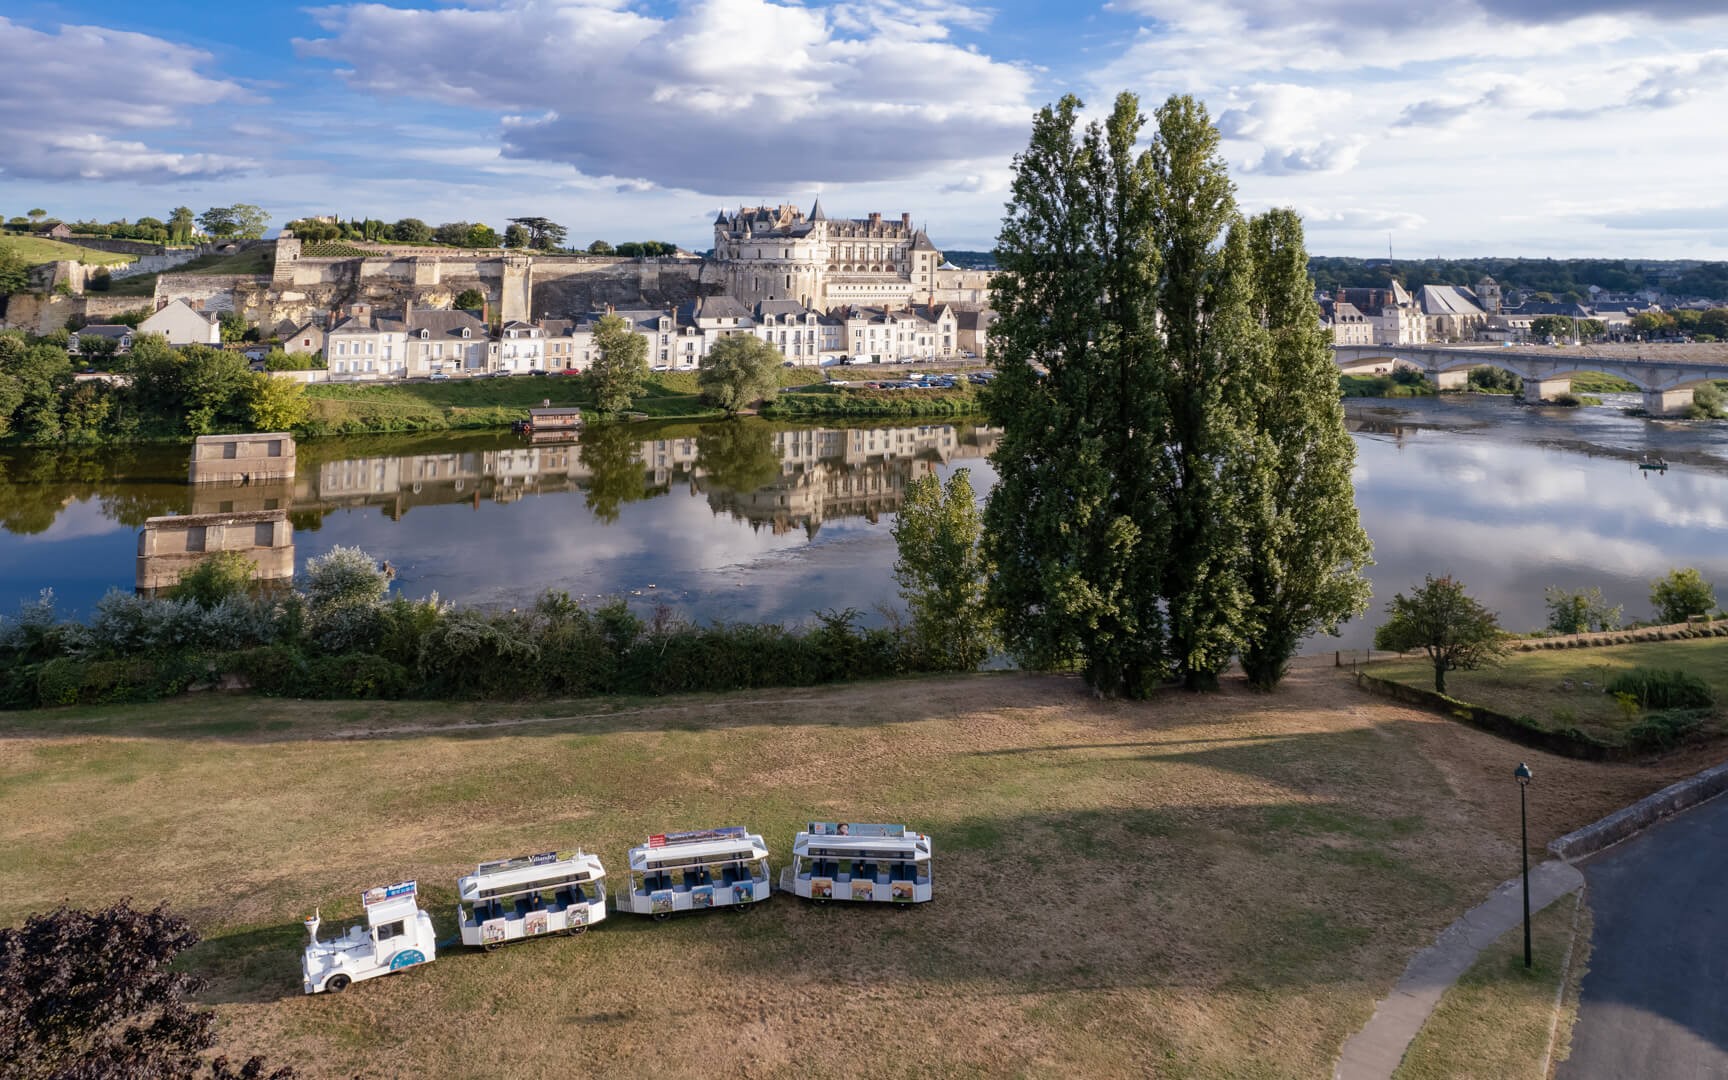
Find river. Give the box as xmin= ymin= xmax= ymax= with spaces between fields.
xmin=1 ymin=398 xmax=1725 ymax=653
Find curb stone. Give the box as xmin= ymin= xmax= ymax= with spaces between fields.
xmin=1547 ymin=759 xmax=1728 ymax=861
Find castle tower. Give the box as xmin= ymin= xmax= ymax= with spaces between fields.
xmin=1476 ymin=275 xmax=1502 ymax=315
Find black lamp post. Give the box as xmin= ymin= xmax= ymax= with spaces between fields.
xmin=1515 ymin=761 xmax=1533 ymax=969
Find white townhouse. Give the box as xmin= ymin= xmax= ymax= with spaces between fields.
xmin=325 ymin=303 xmax=408 ymax=378
xmin=493 ymin=320 xmax=546 ymax=373
xmin=751 ymin=299 xmax=834 ymax=366
xmin=138 ymin=300 xmax=221 ymax=346
xmin=535 ymin=319 xmax=599 ymax=372
xmin=840 ymin=304 xmax=957 ymax=363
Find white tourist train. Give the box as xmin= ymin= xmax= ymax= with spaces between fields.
xmin=616 ymin=826 xmax=772 ymax=919
xmin=301 ymin=880 xmax=437 ymax=994
xmin=780 ymin=823 xmax=933 ymax=905
xmin=457 ymin=849 xmax=608 ymax=949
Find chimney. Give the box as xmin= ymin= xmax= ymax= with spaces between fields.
xmin=869 ymin=212 xmax=881 ymax=227
xmin=404 ymin=297 xmax=414 ymax=324
xmin=901 ymin=212 xmax=911 ymax=229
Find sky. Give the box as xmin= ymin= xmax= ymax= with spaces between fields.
xmin=2 ymin=0 xmax=1727 ymax=257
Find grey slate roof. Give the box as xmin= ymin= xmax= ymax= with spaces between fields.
xmin=406 ymin=309 xmax=488 ymax=339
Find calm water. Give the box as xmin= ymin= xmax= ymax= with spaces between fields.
xmin=1 ymin=399 xmax=1726 ymax=652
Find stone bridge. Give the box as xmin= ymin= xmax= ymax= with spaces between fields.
xmin=1333 ymin=344 xmax=1728 ymax=415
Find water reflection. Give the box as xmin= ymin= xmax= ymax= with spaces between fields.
xmin=1 ymin=400 xmax=1726 ymax=651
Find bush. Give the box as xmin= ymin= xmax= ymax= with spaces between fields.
xmin=35 ymin=657 xmax=84 ymax=707
xmin=1627 ymin=708 xmax=1711 ymax=752
xmin=302 ymin=653 xmax=409 ymax=699
xmin=1606 ymin=667 xmax=1716 ymax=710
xmin=227 ymin=644 xmax=305 ymax=696
xmin=169 ymin=554 xmax=257 ymax=609
xmin=1651 ymin=568 xmax=1717 ymax=624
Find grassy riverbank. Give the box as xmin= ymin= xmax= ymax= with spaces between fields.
xmin=1 ymin=236 xmax=137 ymax=267
xmin=0 ymin=669 xmax=1700 ymax=1078
xmin=1370 ymin=636 xmax=1728 ymax=750
xmin=301 ymin=369 xmax=982 ymax=434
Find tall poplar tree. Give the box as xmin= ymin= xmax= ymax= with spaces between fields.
xmin=1236 ymin=209 xmax=1372 ymax=688
xmin=987 ymin=92 xmax=1370 ymax=695
xmin=983 ymin=93 xmax=1168 ymax=697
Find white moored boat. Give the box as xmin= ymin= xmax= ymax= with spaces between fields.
xmin=458 ymin=849 xmax=608 ymax=949
xmin=779 ymin=823 xmax=932 ymax=905
xmin=616 ymin=826 xmax=772 ymax=919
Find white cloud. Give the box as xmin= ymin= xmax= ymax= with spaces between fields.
xmin=0 ymin=18 xmax=256 ymax=181
xmin=298 ymin=0 xmax=1036 ymax=193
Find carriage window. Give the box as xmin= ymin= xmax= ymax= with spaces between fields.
xmin=375 ymin=920 xmax=405 ymax=941
xmin=753 ymin=858 xmax=769 ymax=882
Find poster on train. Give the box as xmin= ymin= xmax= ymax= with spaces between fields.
xmin=807 ymin=823 xmax=906 ymax=838
xmin=692 ymin=885 xmax=714 ymax=909
xmin=524 ymin=910 xmax=549 ymax=936
xmin=891 ymin=880 xmax=916 ymax=903
xmin=650 ymin=890 xmax=675 ymax=916
xmin=568 ymin=905 xmax=588 ymax=928
xmin=731 ymin=882 xmax=752 ymax=905
xmin=811 ymin=877 xmax=833 ymax=900
xmin=481 ymin=919 xmax=508 ymax=945
xmin=850 ymin=880 xmax=874 ymax=901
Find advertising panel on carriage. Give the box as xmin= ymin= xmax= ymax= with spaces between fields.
xmin=783 ymin=823 xmax=933 ymax=905
xmin=457 ymin=848 xmax=608 ymax=949
xmin=622 ymin=826 xmax=773 ymax=919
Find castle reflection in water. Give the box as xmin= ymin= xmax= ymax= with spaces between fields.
xmin=190 ymin=424 xmax=1001 ymax=537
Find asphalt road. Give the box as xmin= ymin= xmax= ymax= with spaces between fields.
xmin=1561 ymin=793 xmax=1728 ymax=1080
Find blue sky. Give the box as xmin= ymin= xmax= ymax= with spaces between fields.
xmin=3 ymin=0 xmax=1727 ymax=256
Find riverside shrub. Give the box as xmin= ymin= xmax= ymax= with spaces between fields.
xmin=1606 ymin=667 xmax=1715 ymax=710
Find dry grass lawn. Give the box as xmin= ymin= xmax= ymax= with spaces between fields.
xmin=0 ymin=670 xmax=1708 ymax=1078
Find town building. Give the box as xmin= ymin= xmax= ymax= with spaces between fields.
xmin=68 ymin=324 xmax=133 ymax=355
xmin=493 ymin=320 xmax=546 ymax=374
xmin=1320 ymin=299 xmax=1374 ymax=346
xmin=325 ymin=303 xmax=407 ymax=377
xmin=283 ymin=322 xmax=326 ymax=357
xmin=712 ymin=202 xmax=944 ymax=310
xmin=1419 ymin=284 xmax=1492 ymax=342
xmin=1339 ymin=283 xmax=1428 ymax=345
xmin=406 ymin=307 xmax=490 ymax=374
xmin=139 ymin=299 xmax=221 ymax=346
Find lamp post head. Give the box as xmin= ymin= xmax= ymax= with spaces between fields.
xmin=1515 ymin=762 xmax=1533 ymax=785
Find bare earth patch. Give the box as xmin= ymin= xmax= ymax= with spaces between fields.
xmin=0 ymin=670 xmax=1704 ymax=1078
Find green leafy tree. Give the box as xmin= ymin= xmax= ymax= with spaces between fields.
xmin=228 ymin=204 xmax=270 ymax=240
xmin=503 ymin=223 xmax=530 ymax=249
xmin=1631 ymin=311 xmax=1675 ymax=337
xmin=0 ymin=901 xmax=294 ymax=1080
xmin=245 ymin=372 xmax=310 ymax=431
xmin=508 ymin=216 xmax=567 ymax=250
xmin=1699 ymin=308 xmax=1728 ymax=337
xmin=698 ymin=334 xmax=780 ymax=415
xmin=1576 ymin=318 xmax=1606 ymax=340
xmin=893 ymin=468 xmax=996 ymax=671
xmin=1529 ymin=315 xmax=1574 ymax=341
xmin=433 ymin=222 xmax=471 ymax=246
xmin=168 ymin=206 xmax=196 ymax=245
xmin=587 ymin=240 xmax=615 ymax=256
xmin=170 ymin=552 xmax=257 ymax=608
xmin=586 ymin=313 xmax=649 ymax=414
xmin=1650 ymin=567 xmax=1717 ymax=624
xmin=219 ymin=311 xmax=248 ymax=343
xmin=453 ymin=288 xmax=485 ymax=311
xmin=393 ymin=218 xmax=433 ymax=243
xmin=1236 ymin=208 xmax=1372 ymax=688
xmin=466 ymin=223 xmax=498 ymax=248
xmin=197 ymin=206 xmax=238 ymax=238
xmin=0 ymin=241 xmax=30 ymax=297
xmin=1544 ymin=586 xmax=1622 ymax=634
xmin=26 ymin=208 xmax=45 ymax=221
xmin=1372 ymin=574 xmax=1507 ymax=694
xmin=983 ymin=92 xmax=1167 ymax=696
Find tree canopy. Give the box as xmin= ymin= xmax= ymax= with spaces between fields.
xmin=586 ymin=314 xmax=649 ymax=414
xmin=1372 ymin=574 xmax=1506 ymax=694
xmin=697 ymin=334 xmax=780 ymax=415
xmin=982 ymin=91 xmax=1369 ymax=696
xmin=893 ymin=468 xmax=996 ymax=671
xmin=507 ymin=217 xmax=567 ymax=250
xmin=1650 ymin=567 xmax=1717 ymax=624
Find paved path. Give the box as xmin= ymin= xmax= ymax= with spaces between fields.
xmin=1560 ymin=794 xmax=1728 ymax=1080
xmin=1334 ymin=859 xmax=1585 ymax=1080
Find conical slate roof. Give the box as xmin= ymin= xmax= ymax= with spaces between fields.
xmin=809 ymin=198 xmax=827 ymax=222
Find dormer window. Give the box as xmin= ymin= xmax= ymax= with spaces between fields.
xmin=420 ymin=329 xmax=429 ymax=339
xmin=462 ymin=328 xmax=471 ymax=339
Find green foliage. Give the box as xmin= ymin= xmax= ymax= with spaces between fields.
xmin=613 ymin=240 xmax=679 ymax=257
xmin=984 ymin=91 xmax=1367 ymax=696
xmin=698 ymin=334 xmax=781 ymax=414
xmin=1373 ymin=575 xmax=1507 ymax=695
xmin=169 ymin=552 xmax=256 ymax=609
xmin=0 ymin=240 xmax=29 ymax=297
xmin=393 ymin=218 xmax=433 ymax=243
xmin=1605 ymin=668 xmax=1715 ymax=710
xmin=453 ymin=288 xmax=485 ymax=311
xmin=1651 ymin=567 xmax=1716 ymax=623
xmin=1628 ymin=708 xmax=1712 ymax=751
xmin=245 ymin=372 xmax=310 ymax=431
xmin=304 ymin=545 xmax=391 ymax=616
xmin=1528 ymin=315 xmax=1574 ymax=341
xmin=507 ymin=216 xmax=566 ymax=250
xmin=693 ymin=420 xmax=780 ymax=491
xmin=587 ymin=313 xmax=649 ymax=414
xmin=218 ymin=310 xmax=247 ymax=343
xmin=892 ymin=469 xmax=996 ymax=671
xmin=577 ymin=420 xmax=663 ymax=523
xmin=302 ymin=652 xmax=410 ymax=699
xmin=587 ymin=240 xmax=615 ymax=256
xmin=1468 ymin=366 xmax=1522 ymax=394
xmin=1544 ymin=586 xmax=1622 ymax=634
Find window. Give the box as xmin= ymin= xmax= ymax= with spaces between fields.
xmin=376 ymin=920 xmax=405 ymax=941
xmin=463 ymin=328 xmax=471 ymax=339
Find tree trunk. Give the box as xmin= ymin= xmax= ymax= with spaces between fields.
xmin=1433 ymin=657 xmax=1447 ymax=695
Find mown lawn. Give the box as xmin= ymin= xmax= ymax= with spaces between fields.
xmin=0 ymin=235 xmax=139 ymax=266
xmin=0 ymin=670 xmax=1697 ymax=1078
xmin=1370 ymin=637 xmax=1728 ymax=746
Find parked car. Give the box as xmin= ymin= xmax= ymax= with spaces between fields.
xmin=492 ymin=369 xmax=513 ymax=377
xmin=429 ymin=372 xmax=451 ymax=381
